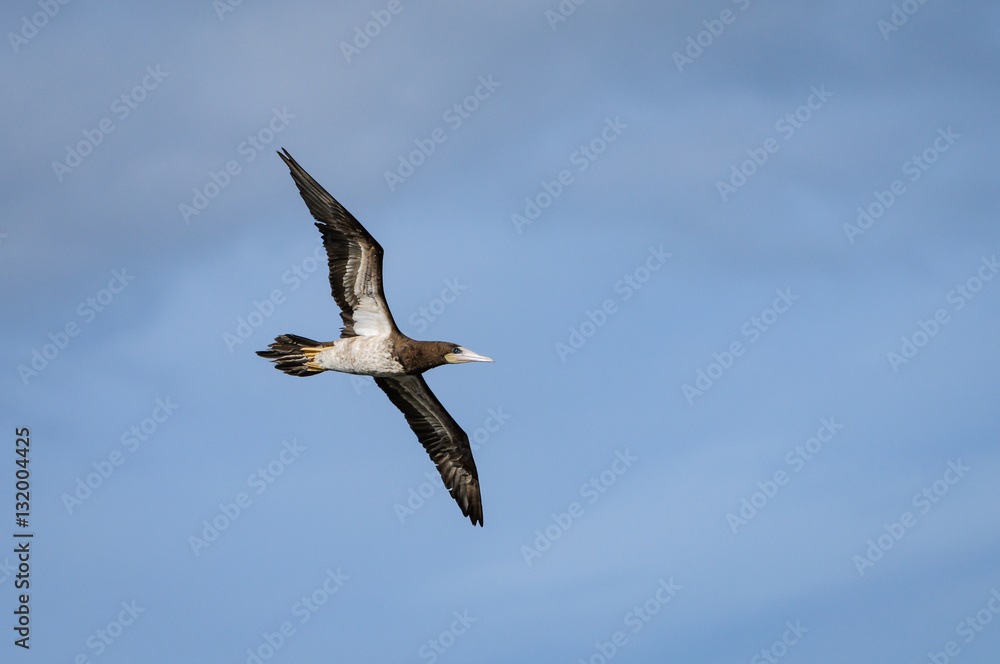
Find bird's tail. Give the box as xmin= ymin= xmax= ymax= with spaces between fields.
xmin=256 ymin=334 xmax=330 ymax=376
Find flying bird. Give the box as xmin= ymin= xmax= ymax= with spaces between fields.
xmin=257 ymin=149 xmax=493 ymax=526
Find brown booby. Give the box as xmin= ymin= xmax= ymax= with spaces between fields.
xmin=257 ymin=149 xmax=493 ymax=526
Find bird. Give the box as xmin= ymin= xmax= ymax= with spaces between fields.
xmin=257 ymin=149 xmax=493 ymax=526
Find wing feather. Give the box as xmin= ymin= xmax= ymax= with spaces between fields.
xmin=375 ymin=375 xmax=483 ymax=526
xmin=278 ymin=149 xmax=398 ymax=338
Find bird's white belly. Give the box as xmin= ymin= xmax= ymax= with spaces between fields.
xmin=315 ymin=336 xmax=403 ymax=376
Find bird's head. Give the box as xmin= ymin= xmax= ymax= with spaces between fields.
xmin=405 ymin=341 xmax=493 ymax=373
xmin=443 ymin=344 xmax=494 ymax=365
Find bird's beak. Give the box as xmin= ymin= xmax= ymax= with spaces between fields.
xmin=446 ymin=347 xmax=494 ymax=364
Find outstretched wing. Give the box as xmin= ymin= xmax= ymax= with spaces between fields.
xmin=375 ymin=375 xmax=483 ymax=526
xmin=278 ymin=149 xmax=398 ymax=338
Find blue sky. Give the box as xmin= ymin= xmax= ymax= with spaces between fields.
xmin=2 ymin=1 xmax=1000 ymax=662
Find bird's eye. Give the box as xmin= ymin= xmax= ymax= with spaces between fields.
xmin=451 ymin=346 xmax=462 ymax=354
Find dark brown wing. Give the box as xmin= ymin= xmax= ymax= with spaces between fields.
xmin=374 ymin=375 xmax=483 ymax=526
xmin=278 ymin=149 xmax=398 ymax=338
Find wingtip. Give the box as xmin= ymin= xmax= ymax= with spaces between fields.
xmin=464 ymin=485 xmax=483 ymax=526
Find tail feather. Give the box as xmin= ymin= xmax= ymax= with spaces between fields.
xmin=257 ymin=334 xmax=330 ymax=376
